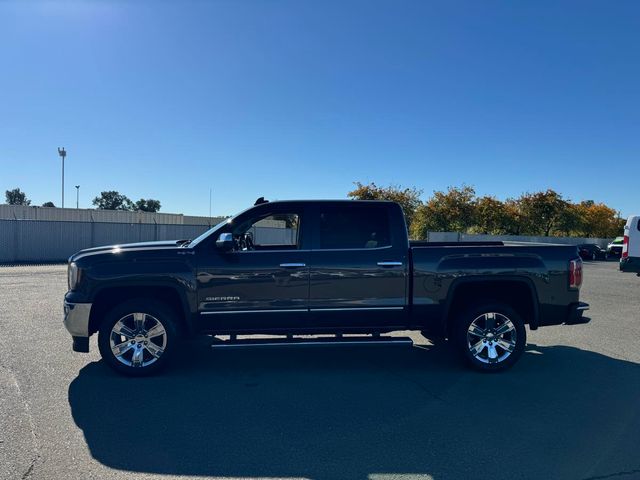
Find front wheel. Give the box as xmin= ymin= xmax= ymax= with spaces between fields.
xmin=453 ymin=303 xmax=526 ymax=372
xmin=98 ymin=299 xmax=180 ymax=376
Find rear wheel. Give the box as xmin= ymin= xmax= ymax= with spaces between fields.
xmin=98 ymin=299 xmax=179 ymax=376
xmin=453 ymin=303 xmax=526 ymax=372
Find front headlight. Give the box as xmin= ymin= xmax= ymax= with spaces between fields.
xmin=68 ymin=262 xmax=80 ymax=290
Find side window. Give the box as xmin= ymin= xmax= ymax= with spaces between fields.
xmin=236 ymin=213 xmax=300 ymax=250
xmin=318 ymin=207 xmax=391 ymax=249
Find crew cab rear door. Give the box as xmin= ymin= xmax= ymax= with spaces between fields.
xmin=307 ymin=202 xmax=408 ymax=328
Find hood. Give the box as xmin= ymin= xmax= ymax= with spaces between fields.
xmin=70 ymin=240 xmax=187 ymax=262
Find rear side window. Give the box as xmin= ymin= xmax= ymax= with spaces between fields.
xmin=318 ymin=207 xmax=391 ymax=249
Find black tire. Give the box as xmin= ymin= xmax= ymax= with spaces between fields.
xmin=453 ymin=303 xmax=526 ymax=372
xmin=592 ymin=252 xmax=596 ymax=261
xmin=98 ymin=299 xmax=180 ymax=376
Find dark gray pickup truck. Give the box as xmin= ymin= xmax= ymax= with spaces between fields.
xmin=64 ymin=199 xmax=589 ymax=376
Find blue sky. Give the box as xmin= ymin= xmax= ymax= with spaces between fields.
xmin=1 ymin=0 xmax=638 ymax=217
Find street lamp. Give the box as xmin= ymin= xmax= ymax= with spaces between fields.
xmin=57 ymin=147 xmax=66 ymax=208
xmin=75 ymin=185 xmax=80 ymax=209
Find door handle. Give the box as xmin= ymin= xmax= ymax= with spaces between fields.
xmin=377 ymin=261 xmax=403 ymax=267
xmin=280 ymin=263 xmax=306 ymax=268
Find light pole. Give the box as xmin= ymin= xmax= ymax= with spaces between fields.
xmin=75 ymin=185 xmax=80 ymax=209
xmin=57 ymin=147 xmax=66 ymax=208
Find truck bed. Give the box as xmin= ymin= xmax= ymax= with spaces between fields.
xmin=409 ymin=242 xmax=582 ymax=334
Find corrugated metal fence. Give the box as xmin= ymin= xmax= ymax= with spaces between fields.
xmin=0 ymin=219 xmax=210 ymax=263
xmin=0 ymin=204 xmax=222 ymax=225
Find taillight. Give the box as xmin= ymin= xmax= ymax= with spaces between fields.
xmin=569 ymin=258 xmax=583 ymax=289
xmin=622 ymin=235 xmax=629 ymax=259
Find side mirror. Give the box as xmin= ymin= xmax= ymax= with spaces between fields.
xmin=216 ymin=232 xmax=234 ymax=251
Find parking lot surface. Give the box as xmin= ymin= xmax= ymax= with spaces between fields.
xmin=1 ymin=261 xmax=639 ymax=480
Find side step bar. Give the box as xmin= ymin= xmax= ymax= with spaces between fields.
xmin=210 ymin=335 xmax=414 ymax=350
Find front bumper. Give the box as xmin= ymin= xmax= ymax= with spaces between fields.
xmin=565 ymin=302 xmax=590 ymax=325
xmin=63 ymin=301 xmax=92 ymax=352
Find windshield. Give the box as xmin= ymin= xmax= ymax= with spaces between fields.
xmin=188 ymin=203 xmax=264 ymax=247
xmin=188 ymin=218 xmax=232 ymax=247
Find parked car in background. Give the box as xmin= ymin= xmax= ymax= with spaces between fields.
xmin=578 ymin=244 xmax=608 ymax=261
xmin=607 ymin=237 xmax=625 ymax=258
xmin=620 ymin=216 xmax=640 ymax=273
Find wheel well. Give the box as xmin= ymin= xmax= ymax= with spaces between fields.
xmin=445 ymin=280 xmax=537 ymax=337
xmin=89 ymin=286 xmax=188 ymax=335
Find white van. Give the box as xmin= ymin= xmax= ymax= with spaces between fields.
xmin=620 ymin=215 xmax=640 ymax=273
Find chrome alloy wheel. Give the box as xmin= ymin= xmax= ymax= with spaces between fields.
xmin=466 ymin=312 xmax=517 ymax=364
xmin=109 ymin=312 xmax=167 ymax=368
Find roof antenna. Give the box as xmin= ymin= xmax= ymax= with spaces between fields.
xmin=254 ymin=197 xmax=268 ymax=205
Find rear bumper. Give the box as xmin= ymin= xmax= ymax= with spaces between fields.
xmin=620 ymin=256 xmax=640 ymax=273
xmin=63 ymin=301 xmax=92 ymax=352
xmin=565 ymin=302 xmax=590 ymax=325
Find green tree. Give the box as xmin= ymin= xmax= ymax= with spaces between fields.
xmin=555 ymin=203 xmax=582 ymax=236
xmin=517 ymin=189 xmax=569 ymax=236
xmin=346 ymin=182 xmax=625 ymax=240
xmin=5 ymin=188 xmax=31 ymax=205
xmin=134 ymin=199 xmax=162 ymax=213
xmin=575 ymin=201 xmax=624 ymax=238
xmin=92 ymin=191 xmax=133 ymax=210
xmin=473 ymin=196 xmax=509 ymax=234
xmin=411 ymin=185 xmax=476 ymax=239
xmin=42 ymin=201 xmax=56 ymax=207
xmin=498 ymin=199 xmax=524 ymax=235
xmin=348 ymin=182 xmax=422 ymax=230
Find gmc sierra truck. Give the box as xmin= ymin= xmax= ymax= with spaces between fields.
xmin=64 ymin=199 xmax=589 ymax=376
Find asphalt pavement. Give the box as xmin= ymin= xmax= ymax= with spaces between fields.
xmin=1 ymin=261 xmax=639 ymax=480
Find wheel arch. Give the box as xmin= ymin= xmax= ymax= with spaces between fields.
xmin=442 ymin=276 xmax=539 ymax=338
xmin=89 ymin=285 xmax=193 ymax=336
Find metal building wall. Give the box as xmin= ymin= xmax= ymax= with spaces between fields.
xmin=0 ymin=205 xmax=222 ymax=225
xmin=0 ymin=219 xmax=210 ymax=263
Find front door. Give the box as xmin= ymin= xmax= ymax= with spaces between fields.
xmin=196 ymin=208 xmax=310 ymax=331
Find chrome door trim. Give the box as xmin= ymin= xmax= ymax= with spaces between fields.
xmin=376 ymin=261 xmax=403 ymax=266
xmin=279 ymin=263 xmax=306 ymax=268
xmin=200 ymin=309 xmax=309 ymax=315
xmin=200 ymin=306 xmax=404 ymax=315
xmin=309 ymin=306 xmax=404 ymax=312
